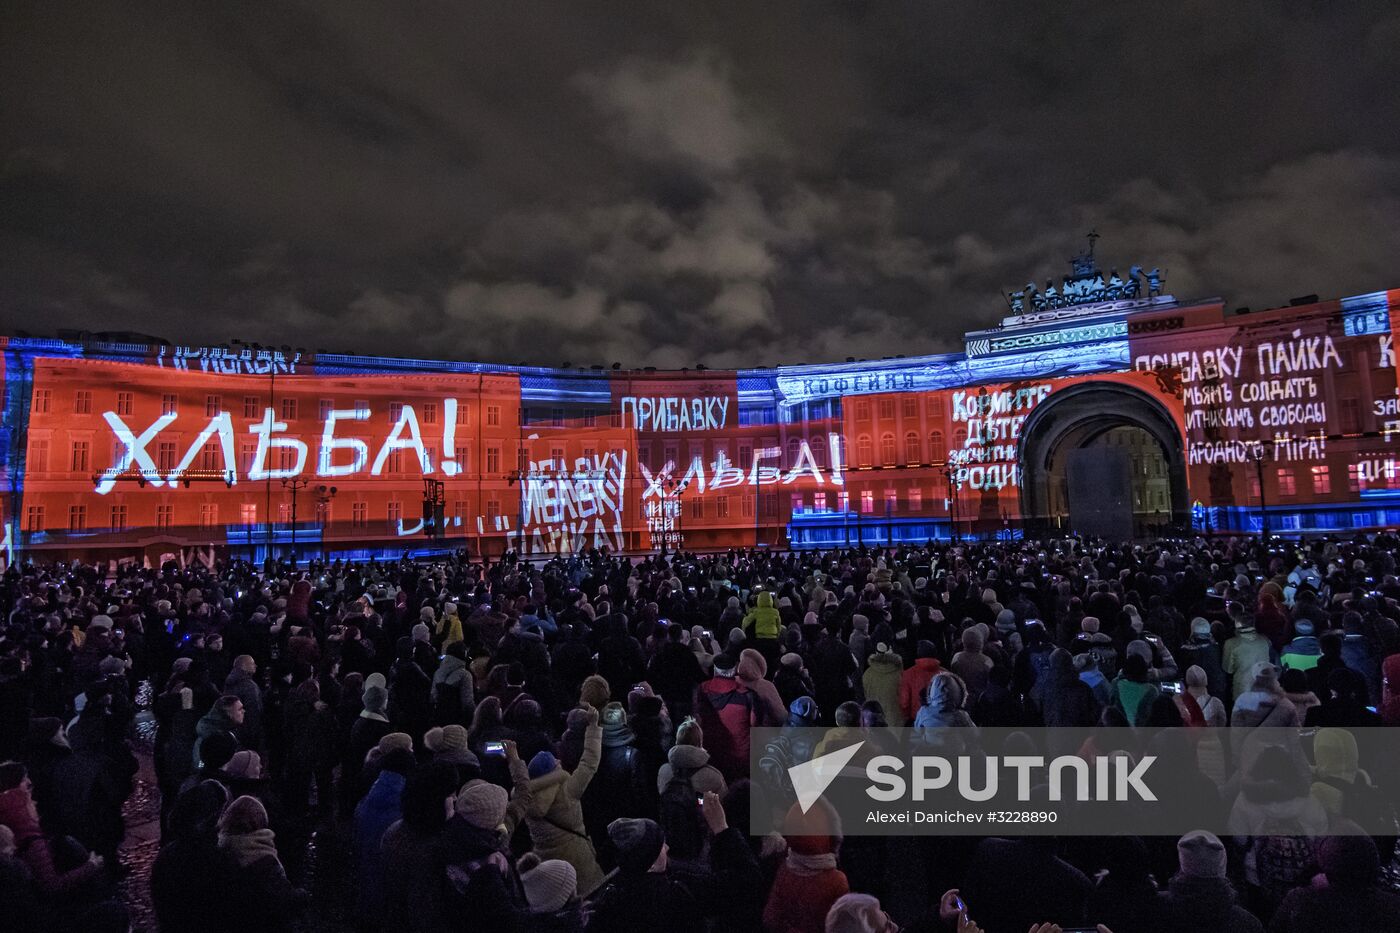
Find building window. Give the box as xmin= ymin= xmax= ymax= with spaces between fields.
xmin=550 ymin=446 xmax=566 ymax=467
xmin=351 ymin=502 xmax=368 ymax=528
xmin=486 ymin=445 xmax=501 ymax=474
xmin=690 ymin=497 xmax=704 ymax=519
xmin=240 ymin=503 xmax=258 ymax=525
xmin=930 ymin=431 xmax=945 ymax=462
xmin=762 ymin=493 xmax=778 ymax=517
xmin=551 ymin=408 xmax=564 ymax=427
xmin=32 ymin=389 xmax=51 ymax=414
xmin=879 ymin=398 xmax=896 ymax=421
xmin=485 ymin=498 xmax=500 ymax=522
xmin=354 ymin=399 xmax=371 ymax=418
xmin=814 ymin=491 xmax=828 ymax=511
xmin=422 ymin=402 xmax=438 ymax=424
xmin=319 ymin=399 xmax=334 ymax=422
xmin=583 ymin=410 xmax=596 ymax=428
xmin=855 ymin=400 xmax=871 ymax=421
xmin=860 ymin=490 xmax=875 ymax=513
xmin=277 ymin=502 xmax=291 ymax=523
xmin=200 ymin=441 xmax=219 ymax=471
xmin=205 ymin=395 xmax=222 ymax=417
xmin=24 ymin=506 xmax=44 ymax=532
xmin=30 ymin=439 xmax=49 ymax=473
xmin=1311 ymin=465 xmax=1331 ymax=495
xmin=70 ymin=440 xmax=90 ymax=473
xmin=838 ymin=491 xmax=850 ymax=512
xmin=244 ymin=396 xmax=260 ymax=418
xmin=902 ymin=397 xmax=917 ymax=419
xmin=156 ymin=504 xmax=174 ymax=529
xmin=74 ymin=390 xmax=92 ymax=414
xmin=791 ymin=493 xmax=806 ymax=514
xmin=884 ymin=488 xmax=898 ymax=512
xmin=1276 ymin=468 xmax=1296 ymax=497
xmin=738 ymin=443 xmax=753 ymax=470
xmin=110 ymin=505 xmax=128 ymax=530
xmin=856 ymin=435 xmax=872 ymax=467
xmin=452 ymin=499 xmax=467 ymax=521
xmin=1339 ymin=398 xmax=1361 ymax=434
xmin=742 ymin=494 xmax=754 ymax=517
xmin=909 ymin=488 xmax=923 ymax=511
xmin=716 ymin=496 xmax=729 ymax=519
xmin=68 ymin=505 xmax=86 ymax=532
xmin=904 ymin=431 xmax=920 ymax=465
xmin=199 ymin=503 xmax=218 ymax=528
xmin=280 ymin=398 xmax=298 ymax=421
xmin=387 ymin=500 xmax=402 ymax=525
xmin=486 ymin=405 xmax=501 ymax=426
xmin=880 ymin=433 xmax=897 ymax=465
xmin=161 ymin=393 xmax=178 ymax=416
xmin=455 ymin=402 xmax=469 ymax=425
xmin=116 ymin=392 xmax=133 ymax=416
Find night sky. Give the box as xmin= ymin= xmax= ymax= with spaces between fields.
xmin=3 ymin=2 xmax=1398 ymax=369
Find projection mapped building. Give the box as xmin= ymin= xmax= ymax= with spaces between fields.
xmin=3 ymin=249 xmax=1399 ymax=564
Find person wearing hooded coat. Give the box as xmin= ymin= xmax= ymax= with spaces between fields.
xmin=432 ymin=640 xmax=477 ymax=726
xmin=523 ymin=705 xmax=606 ymax=896
xmin=913 ymin=673 xmax=979 ymax=755
xmin=742 ymin=591 xmax=783 ymax=668
xmin=860 ymin=643 xmax=903 ymax=728
xmin=737 ymin=648 xmax=788 ymax=727
xmin=1040 ymin=647 xmax=1099 ymax=728
xmin=380 ymin=763 xmax=460 ymax=933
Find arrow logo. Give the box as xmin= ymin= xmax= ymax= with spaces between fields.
xmin=788 ymin=740 xmax=865 ymax=813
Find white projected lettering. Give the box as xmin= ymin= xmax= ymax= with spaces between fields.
xmin=509 ymin=451 xmax=628 ymax=555
xmin=92 ymin=401 xmax=467 ymax=494
xmin=620 ymin=396 xmax=730 ymax=432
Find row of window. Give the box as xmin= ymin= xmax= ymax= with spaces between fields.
xmin=32 ymin=389 xmax=504 ymax=427
xmin=850 ymin=397 xmax=936 ymax=423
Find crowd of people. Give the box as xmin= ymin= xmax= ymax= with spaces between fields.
xmin=1 ymin=533 xmax=1399 ymax=932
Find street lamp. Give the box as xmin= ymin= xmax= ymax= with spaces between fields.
xmin=1250 ymin=443 xmax=1270 ymax=539
xmin=942 ymin=464 xmax=960 ymax=544
xmin=314 ymin=484 xmax=337 ymax=558
xmin=281 ymin=477 xmax=311 ymax=565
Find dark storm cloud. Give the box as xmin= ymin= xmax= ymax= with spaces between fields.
xmin=2 ymin=1 xmax=1399 ymax=367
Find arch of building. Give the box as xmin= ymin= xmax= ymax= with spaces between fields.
xmin=1017 ymin=380 xmax=1190 ymax=535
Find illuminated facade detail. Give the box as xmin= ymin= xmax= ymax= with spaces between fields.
xmin=3 ymin=282 xmax=1400 ymax=561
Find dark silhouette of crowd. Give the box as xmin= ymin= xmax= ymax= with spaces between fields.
xmin=2 ymin=534 xmax=1400 ymax=932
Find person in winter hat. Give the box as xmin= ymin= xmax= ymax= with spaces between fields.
xmin=763 ymin=798 xmax=849 ymax=933
xmin=1230 ymin=662 xmax=1300 ymax=729
xmin=1070 ymin=615 xmax=1118 ymax=679
xmin=1223 ymin=616 xmax=1272 ymax=703
xmin=589 ymin=818 xmax=702 ymax=933
xmin=742 ymin=591 xmax=783 ymax=668
xmin=523 ymin=703 xmax=606 ymax=895
xmin=1157 ymin=831 xmax=1262 ymax=933
xmin=1279 ymin=619 xmax=1322 ymax=672
xmin=1178 ymin=664 xmax=1228 ymax=728
xmin=217 ymin=795 xmax=308 ymax=932
xmin=861 ymin=642 xmax=904 ymax=728
xmin=914 ymin=672 xmax=979 ymax=755
xmin=436 ymin=601 xmax=465 ymax=649
xmin=847 ymin=615 xmax=873 ymax=671
xmin=656 ymin=718 xmax=727 ymax=798
xmin=775 ymin=649 xmax=817 ymax=710
xmin=1177 ymin=616 xmax=1230 ymax=702
xmin=517 ymin=852 xmax=584 ymax=931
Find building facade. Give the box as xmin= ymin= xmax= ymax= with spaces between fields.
xmin=3 ymin=262 xmax=1399 ymax=564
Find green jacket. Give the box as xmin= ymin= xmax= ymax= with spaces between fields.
xmin=742 ymin=592 xmax=782 ymax=640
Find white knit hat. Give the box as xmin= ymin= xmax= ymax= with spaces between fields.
xmin=517 ymin=853 xmax=577 ymax=912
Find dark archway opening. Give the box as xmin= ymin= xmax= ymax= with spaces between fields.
xmin=1019 ymin=382 xmax=1189 ymax=538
